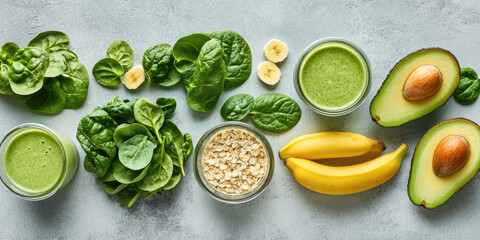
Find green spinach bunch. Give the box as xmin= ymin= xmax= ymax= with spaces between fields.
xmin=142 ymin=30 xmax=252 ymax=112
xmin=221 ymin=93 xmax=302 ymax=133
xmin=93 ymin=40 xmax=134 ymax=87
xmin=0 ymin=31 xmax=89 ymax=114
xmin=76 ymin=97 xmax=193 ymax=207
xmin=454 ymin=67 xmax=480 ymax=105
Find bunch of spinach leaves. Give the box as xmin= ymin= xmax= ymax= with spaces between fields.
xmin=93 ymin=40 xmax=134 ymax=87
xmin=0 ymin=31 xmax=89 ymax=114
xmin=142 ymin=30 xmax=252 ymax=112
xmin=221 ymin=93 xmax=302 ymax=133
xmin=76 ymin=96 xmax=192 ymax=207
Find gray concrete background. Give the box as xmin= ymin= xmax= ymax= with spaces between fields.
xmin=0 ymin=0 xmax=479 ymax=239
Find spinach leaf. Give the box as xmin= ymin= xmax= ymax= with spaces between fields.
xmin=97 ymin=167 xmax=115 ymax=182
xmin=112 ymin=159 xmax=150 ymax=184
xmin=7 ymin=47 xmax=50 ymax=95
xmin=161 ymin=120 xmax=186 ymax=175
xmin=76 ymin=109 xmax=118 ymax=176
xmin=208 ymin=30 xmax=252 ymax=88
xmin=0 ymin=42 xmax=20 ymax=60
xmin=57 ymin=60 xmax=89 ymax=109
xmin=107 ymin=40 xmax=134 ymax=72
xmin=137 ymin=141 xmax=174 ymax=192
xmin=92 ymin=57 xmax=123 ymax=87
xmin=162 ymin=171 xmax=181 ymax=190
xmin=113 ymin=123 xmax=156 ymax=148
xmin=103 ymin=97 xmax=136 ymax=123
xmin=156 ymin=97 xmax=176 ymax=118
xmin=118 ymin=135 xmax=155 ymax=170
xmin=142 ymin=43 xmax=178 ymax=87
xmin=133 ymin=98 xmax=164 ymax=142
xmin=21 ymin=77 xmax=66 ymax=114
xmin=103 ymin=181 xmax=128 ymax=195
xmin=220 ymin=93 xmax=254 ymax=120
xmin=454 ymin=67 xmax=480 ymax=105
xmin=184 ymin=39 xmax=226 ymax=112
xmin=118 ymin=185 xmax=142 ymax=207
xmin=251 ymin=93 xmax=302 ymax=133
xmin=0 ymin=42 xmax=19 ymax=95
xmin=44 ymin=49 xmax=78 ymax=78
xmin=172 ymin=33 xmax=211 ymax=64
xmin=28 ymin=31 xmax=69 ymax=52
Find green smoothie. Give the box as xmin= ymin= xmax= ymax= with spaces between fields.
xmin=5 ymin=130 xmax=64 ymax=193
xmin=300 ymin=44 xmax=367 ymax=110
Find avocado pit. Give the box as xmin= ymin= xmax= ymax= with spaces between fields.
xmin=432 ymin=135 xmax=470 ymax=177
xmin=403 ymin=65 xmax=443 ymax=101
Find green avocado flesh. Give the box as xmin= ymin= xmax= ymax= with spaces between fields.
xmin=408 ymin=119 xmax=480 ymax=209
xmin=370 ymin=48 xmax=460 ymax=127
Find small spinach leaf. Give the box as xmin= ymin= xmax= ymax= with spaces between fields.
xmin=92 ymin=57 xmax=123 ymax=87
xmin=156 ymin=97 xmax=176 ymax=118
xmin=83 ymin=154 xmax=113 ymax=177
xmin=118 ymin=135 xmax=155 ymax=170
xmin=0 ymin=42 xmax=20 ymax=95
xmin=113 ymin=123 xmax=156 ymax=148
xmin=142 ymin=43 xmax=177 ymax=87
xmin=208 ymin=30 xmax=252 ymax=88
xmin=113 ymin=159 xmax=150 ymax=184
xmin=454 ymin=67 xmax=480 ymax=105
xmin=21 ymin=77 xmax=66 ymax=114
xmin=107 ymin=40 xmax=134 ymax=72
xmin=162 ymin=171 xmax=181 ymax=190
xmin=220 ymin=93 xmax=254 ymax=120
xmin=8 ymin=47 xmax=50 ymax=95
xmin=184 ymin=39 xmax=226 ymax=112
xmin=133 ymin=98 xmax=164 ymax=142
xmin=182 ymin=133 xmax=193 ymax=161
xmin=251 ymin=93 xmax=302 ymax=133
xmin=161 ymin=120 xmax=186 ymax=175
xmin=28 ymin=31 xmax=69 ymax=52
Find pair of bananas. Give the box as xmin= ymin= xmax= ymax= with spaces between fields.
xmin=279 ymin=132 xmax=408 ymax=195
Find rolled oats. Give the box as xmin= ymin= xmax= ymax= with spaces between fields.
xmin=202 ymin=128 xmax=268 ymax=195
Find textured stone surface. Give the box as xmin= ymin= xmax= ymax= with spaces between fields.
xmin=0 ymin=0 xmax=479 ymax=239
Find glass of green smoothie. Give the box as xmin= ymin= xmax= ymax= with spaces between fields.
xmin=0 ymin=123 xmax=78 ymax=200
xmin=294 ymin=38 xmax=372 ymax=116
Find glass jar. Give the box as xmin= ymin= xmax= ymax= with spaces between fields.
xmin=193 ymin=122 xmax=274 ymax=204
xmin=294 ymin=37 xmax=372 ymax=116
xmin=0 ymin=123 xmax=78 ymax=201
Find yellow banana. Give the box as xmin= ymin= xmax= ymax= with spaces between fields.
xmin=317 ymin=142 xmax=385 ymax=166
xmin=279 ymin=132 xmax=386 ymax=160
xmin=286 ymin=143 xmax=408 ymax=195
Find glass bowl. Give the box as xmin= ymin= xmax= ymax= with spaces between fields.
xmin=294 ymin=37 xmax=372 ymax=116
xmin=0 ymin=123 xmax=79 ymax=201
xmin=193 ymin=122 xmax=274 ymax=204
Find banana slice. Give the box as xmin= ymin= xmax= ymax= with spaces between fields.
xmin=263 ymin=39 xmax=288 ymax=63
xmin=257 ymin=61 xmax=281 ymax=85
xmin=122 ymin=65 xmax=145 ymax=90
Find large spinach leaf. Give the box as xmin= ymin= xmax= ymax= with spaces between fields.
xmin=118 ymin=135 xmax=155 ymax=170
xmin=92 ymin=57 xmax=124 ymax=87
xmin=251 ymin=93 xmax=302 ymax=133
xmin=44 ymin=49 xmax=78 ymax=78
xmin=183 ymin=39 xmax=226 ymax=112
xmin=172 ymin=33 xmax=211 ymax=65
xmin=28 ymin=31 xmax=69 ymax=52
xmin=107 ymin=40 xmax=134 ymax=72
xmin=208 ymin=30 xmax=252 ymax=88
xmin=7 ymin=47 xmax=50 ymax=95
xmin=21 ymin=77 xmax=66 ymax=114
xmin=133 ymin=98 xmax=164 ymax=142
xmin=57 ymin=60 xmax=89 ymax=109
xmin=220 ymin=93 xmax=254 ymax=120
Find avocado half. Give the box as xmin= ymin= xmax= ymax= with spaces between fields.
xmin=408 ymin=118 xmax=480 ymax=209
xmin=370 ymin=48 xmax=460 ymax=127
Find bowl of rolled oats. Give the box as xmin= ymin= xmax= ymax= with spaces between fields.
xmin=193 ymin=122 xmax=274 ymax=203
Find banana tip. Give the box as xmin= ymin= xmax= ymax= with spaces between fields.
xmin=378 ymin=140 xmax=386 ymax=151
